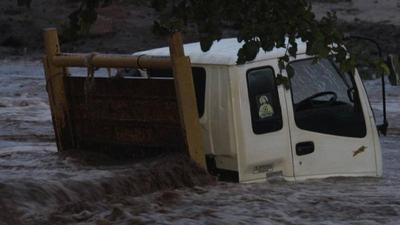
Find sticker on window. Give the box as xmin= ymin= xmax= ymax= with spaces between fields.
xmin=257 ymin=94 xmax=274 ymax=119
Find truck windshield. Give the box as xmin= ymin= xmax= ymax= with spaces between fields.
xmin=289 ymin=58 xmax=366 ymax=138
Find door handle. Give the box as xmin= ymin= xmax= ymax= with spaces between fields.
xmin=296 ymin=142 xmax=315 ymax=156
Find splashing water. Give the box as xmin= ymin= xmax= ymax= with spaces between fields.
xmin=0 ymin=60 xmax=399 ymax=225
xmin=0 ymin=60 xmax=214 ymax=225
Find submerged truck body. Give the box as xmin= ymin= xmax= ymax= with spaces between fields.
xmin=43 ymin=29 xmax=383 ymax=183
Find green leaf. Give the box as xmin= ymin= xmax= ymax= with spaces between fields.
xmin=281 ymin=55 xmax=290 ymax=63
xmin=278 ymin=58 xmax=285 ymax=71
xmin=237 ymin=47 xmax=247 ymax=64
xmin=374 ymin=60 xmax=391 ymax=75
xmin=200 ymin=37 xmax=214 ymax=52
xmin=275 ymin=74 xmax=290 ymax=90
xmin=380 ymin=63 xmax=391 ymax=75
xmin=288 ymin=43 xmax=298 ymax=58
xmin=286 ymin=64 xmax=295 ymax=78
xmin=244 ymin=41 xmax=260 ymax=61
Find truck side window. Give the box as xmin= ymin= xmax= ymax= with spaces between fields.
xmin=192 ymin=67 xmax=206 ymax=117
xmin=247 ymin=67 xmax=283 ymax=134
xmin=147 ymin=67 xmax=206 ymax=118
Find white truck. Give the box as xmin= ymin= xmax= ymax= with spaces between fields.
xmin=138 ymin=38 xmax=395 ymax=183
xmin=43 ymin=29 xmax=399 ymax=183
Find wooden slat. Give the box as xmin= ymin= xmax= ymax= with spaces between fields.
xmin=67 ymin=77 xmax=176 ymax=98
xmin=43 ymin=28 xmax=75 ymax=151
xmin=52 ymin=53 xmax=172 ymax=69
xmin=73 ymin=123 xmax=183 ymax=146
xmin=169 ymin=32 xmax=206 ymax=168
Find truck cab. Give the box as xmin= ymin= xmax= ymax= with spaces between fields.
xmin=137 ymin=38 xmax=383 ymax=183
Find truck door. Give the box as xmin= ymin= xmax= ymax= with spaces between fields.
xmin=237 ymin=64 xmax=294 ymax=182
xmin=285 ymin=58 xmax=378 ymax=179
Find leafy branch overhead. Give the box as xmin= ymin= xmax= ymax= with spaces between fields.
xmin=63 ymin=0 xmax=112 ymax=41
xmin=66 ymin=0 xmax=388 ymax=79
xmin=152 ymin=0 xmax=354 ymax=78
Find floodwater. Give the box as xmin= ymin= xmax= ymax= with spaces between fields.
xmin=0 ymin=60 xmax=399 ymax=225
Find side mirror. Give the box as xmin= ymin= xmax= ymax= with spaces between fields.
xmin=387 ymin=54 xmax=400 ymax=86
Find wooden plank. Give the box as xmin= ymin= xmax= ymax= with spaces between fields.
xmin=52 ymin=53 xmax=172 ymax=69
xmin=169 ymin=32 xmax=206 ymax=168
xmin=43 ymin=28 xmax=75 ymax=151
xmin=67 ymin=77 xmax=176 ymax=98
xmin=67 ymin=77 xmax=180 ymax=123
xmin=73 ymin=122 xmax=183 ymax=146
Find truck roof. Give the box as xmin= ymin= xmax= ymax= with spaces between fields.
xmin=134 ymin=38 xmax=307 ymax=66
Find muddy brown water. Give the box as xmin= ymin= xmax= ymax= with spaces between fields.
xmin=0 ymin=61 xmax=214 ymax=225
xmin=0 ymin=151 xmax=213 ymax=225
xmin=1 ymin=61 xmax=400 ymax=225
